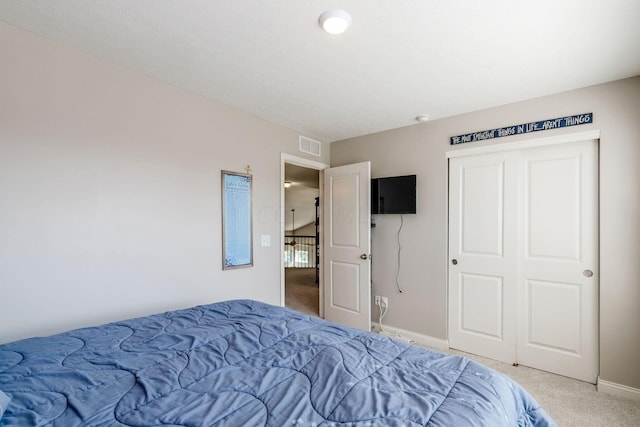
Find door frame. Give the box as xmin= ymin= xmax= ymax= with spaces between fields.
xmin=280 ymin=153 xmax=329 ymax=317
xmin=445 ymin=128 xmax=601 ymax=355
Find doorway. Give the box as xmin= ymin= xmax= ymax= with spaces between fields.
xmin=284 ymin=162 xmax=320 ymax=316
xmin=280 ymin=153 xmax=372 ymax=331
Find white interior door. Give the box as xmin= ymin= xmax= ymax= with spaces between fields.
xmin=448 ymin=139 xmax=599 ymax=383
xmin=323 ymin=161 xmax=371 ymax=331
xmin=448 ymin=152 xmax=518 ymax=363
xmin=516 ymin=140 xmax=599 ymax=383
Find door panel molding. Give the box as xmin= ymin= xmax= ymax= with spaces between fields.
xmin=459 ymin=273 xmax=504 ymax=339
xmin=460 ymin=161 xmax=505 ymax=256
xmin=329 ymin=261 xmax=361 ymax=313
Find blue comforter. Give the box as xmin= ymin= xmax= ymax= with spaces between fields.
xmin=0 ymin=300 xmax=554 ymax=426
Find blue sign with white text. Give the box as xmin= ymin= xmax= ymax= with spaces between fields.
xmin=451 ymin=113 xmax=593 ymax=145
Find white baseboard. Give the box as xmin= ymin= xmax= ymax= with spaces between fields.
xmin=371 ymin=322 xmax=449 ymax=350
xmin=597 ymin=378 xmax=640 ymax=402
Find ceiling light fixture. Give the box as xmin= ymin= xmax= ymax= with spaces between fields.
xmin=415 ymin=114 xmax=430 ymax=123
xmin=318 ymin=9 xmax=352 ymax=35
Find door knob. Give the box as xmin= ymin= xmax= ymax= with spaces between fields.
xmin=583 ymin=269 xmax=593 ymax=277
xmin=360 ymin=253 xmax=369 ymax=260
xmin=451 ymin=259 xmax=458 ymax=265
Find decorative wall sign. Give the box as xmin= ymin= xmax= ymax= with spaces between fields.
xmin=450 ymin=113 xmax=593 ymax=145
xmin=222 ymin=170 xmax=253 ymax=270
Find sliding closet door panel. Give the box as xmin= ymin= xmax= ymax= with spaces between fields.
xmin=517 ymin=140 xmax=599 ymax=383
xmin=448 ymin=153 xmax=517 ymax=363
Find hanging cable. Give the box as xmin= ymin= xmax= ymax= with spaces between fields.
xmin=378 ymin=299 xmax=389 ymax=334
xmin=395 ymin=215 xmax=404 ymax=293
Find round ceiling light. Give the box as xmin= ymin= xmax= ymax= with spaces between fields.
xmin=318 ymin=10 xmax=352 ymax=35
xmin=415 ymin=114 xmax=431 ymax=123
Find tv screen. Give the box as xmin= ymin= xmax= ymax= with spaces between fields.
xmin=371 ymin=175 xmax=416 ymax=214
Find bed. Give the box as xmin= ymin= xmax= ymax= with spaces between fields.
xmin=0 ymin=299 xmax=555 ymax=426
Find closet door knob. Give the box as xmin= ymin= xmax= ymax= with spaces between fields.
xmin=451 ymin=259 xmax=458 ymax=265
xmin=360 ymin=253 xmax=368 ymax=260
xmin=583 ymin=269 xmax=593 ymax=277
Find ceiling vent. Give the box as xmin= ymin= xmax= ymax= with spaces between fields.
xmin=299 ymin=135 xmax=321 ymax=157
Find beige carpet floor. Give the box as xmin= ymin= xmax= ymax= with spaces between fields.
xmin=284 ymin=268 xmax=319 ymax=317
xmin=437 ymin=348 xmax=640 ymax=426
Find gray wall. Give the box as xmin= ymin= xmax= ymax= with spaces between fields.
xmin=331 ymin=76 xmax=640 ymax=390
xmin=0 ymin=22 xmax=328 ymax=343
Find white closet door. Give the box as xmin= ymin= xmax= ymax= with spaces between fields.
xmin=448 ymin=139 xmax=599 ymax=383
xmin=448 ymin=152 xmax=518 ymax=364
xmin=516 ymin=140 xmax=599 ymax=383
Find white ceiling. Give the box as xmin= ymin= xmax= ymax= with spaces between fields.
xmin=285 ymin=164 xmax=319 ymax=190
xmin=1 ymin=1 xmax=639 ymax=143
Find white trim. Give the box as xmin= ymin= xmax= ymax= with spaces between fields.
xmin=446 ymin=129 xmax=601 ymax=158
xmin=371 ymin=322 xmax=449 ymax=350
xmin=597 ymin=378 xmax=640 ymax=402
xmin=282 ymin=153 xmax=328 ymax=170
xmin=280 ymin=153 xmax=329 ymax=313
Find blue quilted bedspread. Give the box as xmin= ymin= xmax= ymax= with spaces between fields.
xmin=0 ymin=300 xmax=555 ymax=426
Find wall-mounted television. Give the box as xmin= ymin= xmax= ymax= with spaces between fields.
xmin=371 ymin=174 xmax=416 ymax=214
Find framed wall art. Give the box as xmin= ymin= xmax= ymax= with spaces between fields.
xmin=221 ymin=170 xmax=253 ymax=269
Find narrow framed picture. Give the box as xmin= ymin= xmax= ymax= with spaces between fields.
xmin=221 ymin=170 xmax=253 ymax=269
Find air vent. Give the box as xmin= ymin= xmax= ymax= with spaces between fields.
xmin=299 ymin=135 xmax=321 ymax=157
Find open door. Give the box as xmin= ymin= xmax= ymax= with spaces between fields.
xmin=323 ymin=161 xmax=371 ymax=331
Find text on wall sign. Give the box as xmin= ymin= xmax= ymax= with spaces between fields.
xmin=450 ymin=113 xmax=593 ymax=145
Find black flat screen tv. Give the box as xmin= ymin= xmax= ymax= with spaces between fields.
xmin=371 ymin=174 xmax=416 ymax=214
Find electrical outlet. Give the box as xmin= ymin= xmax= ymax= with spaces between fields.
xmin=380 ymin=296 xmax=389 ymax=308
xmin=374 ymin=295 xmax=381 ymax=305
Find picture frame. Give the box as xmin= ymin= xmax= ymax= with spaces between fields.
xmin=221 ymin=170 xmax=253 ymax=269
